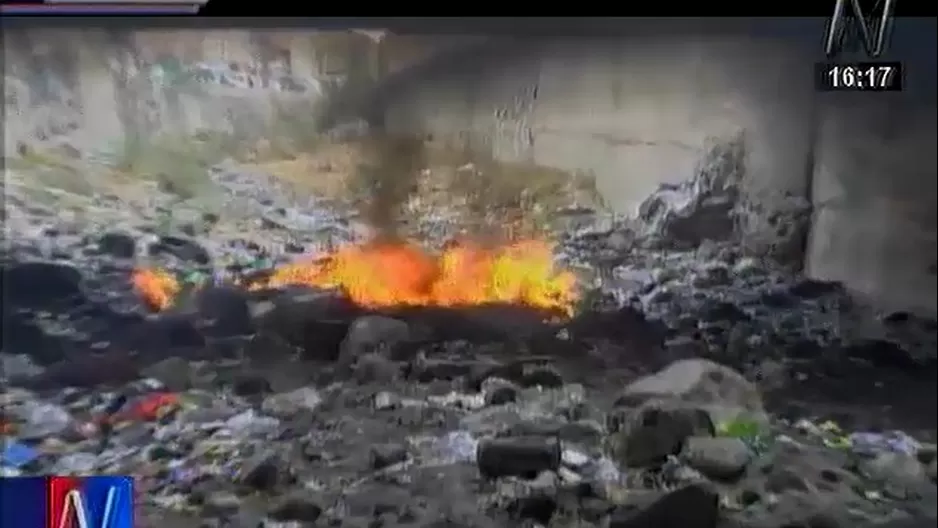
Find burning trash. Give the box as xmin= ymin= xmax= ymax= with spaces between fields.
xmin=131 ymin=267 xmax=181 ymax=312
xmin=131 ymin=238 xmax=580 ymax=317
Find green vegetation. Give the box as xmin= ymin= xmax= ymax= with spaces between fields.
xmin=6 ymin=148 xmax=95 ymax=200
xmin=103 ymin=132 xmax=240 ymax=199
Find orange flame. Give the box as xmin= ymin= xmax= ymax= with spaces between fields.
xmin=133 ymin=239 xmax=579 ymax=317
xmin=131 ymin=267 xmax=180 ymax=311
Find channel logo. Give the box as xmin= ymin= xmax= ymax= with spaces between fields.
xmin=0 ymin=476 xmax=134 ymax=528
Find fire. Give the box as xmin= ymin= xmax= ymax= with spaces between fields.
xmin=131 ymin=267 xmax=180 ymax=311
xmin=132 ymin=239 xmax=579 ymax=317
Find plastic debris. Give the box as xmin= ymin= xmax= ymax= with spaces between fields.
xmin=1 ymin=440 xmax=40 ymax=469
xmin=183 ymin=270 xmax=204 ymax=284
xmin=17 ymin=402 xmax=73 ymax=439
xmin=717 ymin=417 xmax=773 ymax=454
xmin=848 ymin=431 xmax=922 ymax=456
xmin=818 ymin=420 xmax=843 ymax=434
xmin=100 ymin=392 xmax=180 ymax=425
xmin=104 ymin=394 xmax=130 ymax=416
xmin=822 ymin=435 xmax=852 ymax=450
xmin=588 ymin=456 xmax=625 ymax=485
xmin=223 ymin=410 xmax=280 ymax=437
xmin=716 ymin=418 xmax=763 ymax=440
xmin=435 ymin=430 xmax=478 ymax=463
xmin=562 ymin=448 xmax=591 ymax=469
xmin=263 ymin=387 xmax=322 ymax=416
xmin=0 ymin=418 xmax=16 ymax=436
xmin=52 ymin=452 xmax=98 ymax=475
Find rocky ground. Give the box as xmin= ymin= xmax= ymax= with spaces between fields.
xmin=2 ymin=145 xmax=937 ymax=528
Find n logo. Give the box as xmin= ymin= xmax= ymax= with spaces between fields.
xmin=56 ymin=489 xmax=120 ymax=528
xmin=824 ymin=0 xmax=897 ymax=58
xmin=47 ymin=476 xmax=133 ymax=528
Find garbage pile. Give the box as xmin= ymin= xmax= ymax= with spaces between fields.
xmin=2 ymin=139 xmax=936 ymax=528
xmin=3 ymin=343 xmax=936 ymax=528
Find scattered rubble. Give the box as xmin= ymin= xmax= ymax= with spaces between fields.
xmin=2 ymin=141 xmax=936 ymax=528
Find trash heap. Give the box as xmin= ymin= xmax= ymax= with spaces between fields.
xmin=2 ymin=134 xmax=936 ymax=528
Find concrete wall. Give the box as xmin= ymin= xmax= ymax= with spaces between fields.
xmin=371 ymin=20 xmax=937 ymax=317
xmin=382 ymin=35 xmax=814 ymax=207
xmin=3 ymin=29 xmax=286 ymax=153
xmin=811 ymin=93 xmax=937 ymax=317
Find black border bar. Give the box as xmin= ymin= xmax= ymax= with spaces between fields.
xmin=4 ymin=16 xmax=937 ymax=32
xmin=1 ymin=5 xmax=936 ymax=26
xmin=198 ymin=2 xmax=934 ymax=17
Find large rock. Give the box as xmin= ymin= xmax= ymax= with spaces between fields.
xmin=608 ymin=483 xmax=720 ymax=528
xmin=680 ymin=436 xmax=752 ymax=481
xmin=250 ymin=285 xmax=356 ymax=361
xmin=339 ymin=315 xmax=411 ymax=367
xmin=614 ymin=359 xmax=766 ymax=425
xmin=606 ymin=400 xmax=715 ymax=468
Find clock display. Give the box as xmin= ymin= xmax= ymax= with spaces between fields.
xmin=815 ymin=62 xmax=903 ymax=92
